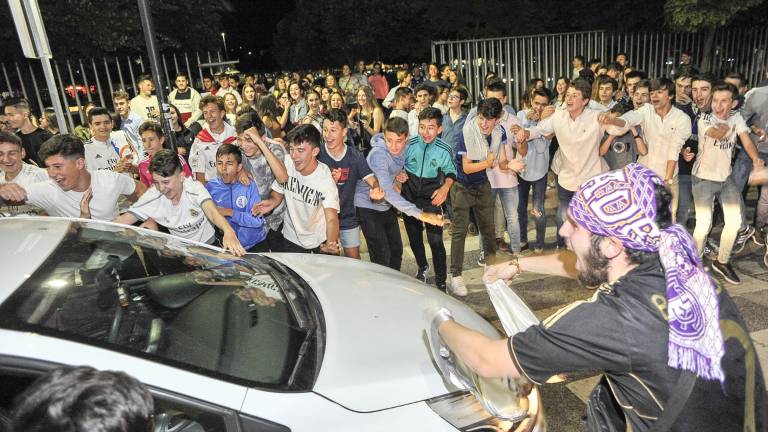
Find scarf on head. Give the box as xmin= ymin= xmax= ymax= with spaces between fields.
xmin=568 ymin=163 xmax=725 ymax=383
xmin=462 ymin=119 xmax=503 ymax=161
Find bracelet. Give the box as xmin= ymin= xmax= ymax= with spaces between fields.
xmin=508 ymin=255 xmax=522 ymax=276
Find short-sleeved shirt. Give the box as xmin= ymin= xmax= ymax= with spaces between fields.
xmin=128 ymin=177 xmax=215 ymax=244
xmin=272 ymin=157 xmax=340 ymax=249
xmin=188 ymin=124 xmax=237 ymax=181
xmin=693 ymin=112 xmax=750 ymax=182
xmin=454 ymin=133 xmax=490 ymax=187
xmin=84 ymin=132 xmax=134 ymax=172
xmin=510 ymin=260 xmax=767 ymax=431
xmin=0 ymin=163 xmax=49 ymax=216
xmin=319 ymin=144 xmax=373 ymax=230
xmin=516 ymin=110 xmax=551 ymax=182
xmin=25 ymin=170 xmax=136 ymax=220
xmin=130 ymin=95 xmax=160 ymax=121
xmin=18 ymin=128 xmax=52 ymax=167
xmin=242 ymin=139 xmax=287 ymax=232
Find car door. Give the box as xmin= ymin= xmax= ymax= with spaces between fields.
xmin=0 ymin=355 xmax=289 ymax=432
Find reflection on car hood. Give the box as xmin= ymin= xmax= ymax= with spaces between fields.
xmin=267 ymin=253 xmax=499 ymax=412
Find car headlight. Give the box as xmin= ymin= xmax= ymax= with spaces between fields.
xmin=426 ymin=387 xmax=544 ymax=432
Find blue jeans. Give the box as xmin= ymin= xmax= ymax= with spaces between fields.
xmin=556 ymin=182 xmax=574 ymax=247
xmin=676 ymin=174 xmax=694 ymax=227
xmin=492 ymin=187 xmax=521 ymax=252
xmin=518 ymin=175 xmax=547 ymax=250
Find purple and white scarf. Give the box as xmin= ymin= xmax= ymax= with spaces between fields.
xmin=568 ymin=163 xmax=725 ymax=382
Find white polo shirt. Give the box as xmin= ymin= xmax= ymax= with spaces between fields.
xmin=528 ymin=107 xmax=610 ymax=191
xmin=618 ymin=104 xmax=692 ymax=179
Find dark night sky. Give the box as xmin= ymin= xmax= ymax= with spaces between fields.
xmin=223 ymin=0 xmax=295 ymax=70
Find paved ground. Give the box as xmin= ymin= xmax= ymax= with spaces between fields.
xmin=359 ymin=185 xmax=768 ymax=431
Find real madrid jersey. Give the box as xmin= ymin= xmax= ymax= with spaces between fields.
xmin=84 ymin=131 xmax=136 ymax=172
xmin=0 ymin=163 xmax=49 ymax=216
xmin=127 ymin=177 xmax=215 ymax=244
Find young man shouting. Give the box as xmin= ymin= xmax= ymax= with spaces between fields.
xmin=252 ymin=125 xmax=340 ymax=254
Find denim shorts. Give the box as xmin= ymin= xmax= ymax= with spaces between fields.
xmin=339 ymin=226 xmax=361 ymax=248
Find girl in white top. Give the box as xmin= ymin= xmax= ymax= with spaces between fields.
xmin=223 ymin=93 xmax=239 ymax=127
xmin=114 ymin=149 xmax=246 ymax=256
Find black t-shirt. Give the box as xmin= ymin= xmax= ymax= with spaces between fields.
xmin=675 ymin=102 xmax=698 ymax=176
xmin=19 ymin=128 xmax=52 ymax=167
xmin=318 ymin=144 xmax=373 ymax=230
xmin=510 ymin=260 xmax=767 ymax=431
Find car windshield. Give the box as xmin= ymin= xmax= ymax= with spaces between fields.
xmin=0 ymin=220 xmax=323 ymax=391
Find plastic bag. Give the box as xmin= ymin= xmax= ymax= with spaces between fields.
xmin=484 ymin=279 xmax=539 ymax=336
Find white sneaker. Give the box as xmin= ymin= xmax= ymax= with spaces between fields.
xmin=450 ymin=276 xmax=468 ymax=297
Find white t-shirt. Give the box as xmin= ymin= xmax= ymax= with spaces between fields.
xmin=693 ymin=112 xmax=750 ymax=182
xmin=25 ymin=170 xmax=136 ymax=220
xmin=0 ymin=163 xmax=49 ymax=216
xmin=84 ymin=132 xmax=135 ymax=172
xmin=188 ymin=123 xmax=238 ymax=181
xmin=127 ymin=177 xmax=215 ymax=244
xmin=130 ymin=95 xmax=160 ymax=121
xmin=272 ymin=157 xmax=340 ymax=249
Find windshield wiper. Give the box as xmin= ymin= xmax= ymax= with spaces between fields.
xmin=265 ymin=258 xmax=322 ymax=388
xmin=286 ymin=325 xmax=315 ymax=388
xmin=266 ymin=259 xmax=312 ymax=330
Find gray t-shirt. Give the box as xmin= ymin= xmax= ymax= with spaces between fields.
xmin=243 ymin=139 xmax=287 ymax=232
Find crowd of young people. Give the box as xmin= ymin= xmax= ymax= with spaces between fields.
xmin=1 ymin=54 xmax=767 ymax=294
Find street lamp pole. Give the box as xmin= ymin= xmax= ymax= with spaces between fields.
xmin=136 ymin=0 xmax=176 ymax=152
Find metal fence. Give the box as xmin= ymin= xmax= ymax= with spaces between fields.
xmin=0 ymin=50 xmax=224 ymax=131
xmin=432 ymin=27 xmax=768 ymax=108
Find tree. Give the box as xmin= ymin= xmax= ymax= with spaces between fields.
xmin=665 ymin=0 xmax=765 ymax=71
xmin=270 ymin=0 xmax=669 ymax=70
xmin=0 ymin=0 xmax=227 ymax=62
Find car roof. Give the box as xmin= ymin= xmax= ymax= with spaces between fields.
xmin=0 ymin=217 xmax=69 ymax=305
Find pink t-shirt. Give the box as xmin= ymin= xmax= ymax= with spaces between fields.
xmin=138 ymin=154 xmax=193 ymax=187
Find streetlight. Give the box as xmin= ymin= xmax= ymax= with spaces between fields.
xmin=221 ymin=32 xmax=227 ymax=55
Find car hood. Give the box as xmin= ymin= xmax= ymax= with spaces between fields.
xmin=267 ymin=253 xmax=500 ymax=412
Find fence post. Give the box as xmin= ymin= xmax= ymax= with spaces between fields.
xmin=27 ymin=62 xmax=43 ymax=113
xmin=91 ymin=58 xmax=106 ymax=107
xmin=78 ymin=59 xmax=93 ymax=103
xmin=53 ymin=61 xmax=75 ymax=131
xmin=65 ymin=60 xmax=83 ymax=122
xmin=15 ymin=61 xmax=28 ymax=100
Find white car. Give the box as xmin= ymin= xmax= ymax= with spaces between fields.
xmin=0 ymin=217 xmax=544 ymax=431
